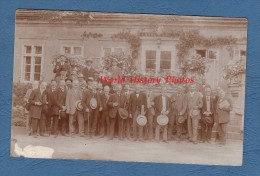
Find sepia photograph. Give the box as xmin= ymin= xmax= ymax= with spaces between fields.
xmin=11 ymin=9 xmax=247 ymax=165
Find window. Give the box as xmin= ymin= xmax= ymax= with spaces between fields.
xmin=195 ymin=49 xmax=217 ymax=59
xmin=92 ymin=57 xmax=101 ymax=67
xmin=62 ymin=46 xmax=83 ymax=56
xmin=240 ymin=50 xmax=246 ymax=60
xmin=145 ymin=50 xmax=156 ymax=70
xmin=160 ymin=51 xmax=171 ymax=71
xmin=102 ymin=47 xmax=124 ymax=57
xmin=22 ymin=45 xmax=43 ymax=82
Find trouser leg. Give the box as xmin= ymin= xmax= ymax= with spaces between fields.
xmin=106 ymin=114 xmax=110 ymax=136
xmin=118 ymin=118 xmax=123 ymax=140
xmin=69 ymin=114 xmax=75 ymax=135
xmin=91 ymin=110 xmax=98 ymax=135
xmin=187 ymin=116 xmax=193 ymax=139
xmin=207 ymin=123 xmax=214 ymax=141
xmin=163 ymin=126 xmax=168 ymax=141
xmin=25 ymin=113 xmax=31 ymax=135
xmin=147 ymin=115 xmax=153 ymax=140
xmin=39 ymin=113 xmax=47 ymax=135
xmin=100 ymin=112 xmax=106 ymax=136
xmin=138 ymin=125 xmax=144 ymax=140
xmin=132 ymin=111 xmax=138 ymax=140
xmin=77 ymin=112 xmax=85 ymax=136
xmin=126 ymin=118 xmax=131 ymax=139
xmin=109 ymin=118 xmax=116 ymax=140
xmin=200 ymin=120 xmax=206 ymax=142
xmin=155 ymin=125 xmax=161 ymax=141
xmin=53 ymin=115 xmax=60 ymax=135
xmin=192 ymin=118 xmax=199 ymax=142
xmin=31 ymin=117 xmax=39 ymax=135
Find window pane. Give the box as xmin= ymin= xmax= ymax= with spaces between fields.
xmin=160 ymin=51 xmax=171 ymax=70
xmin=208 ymin=50 xmax=217 ymax=59
xmin=74 ymin=47 xmax=82 ymax=55
xmin=145 ymin=50 xmax=156 ymax=70
xmin=35 ymin=65 xmax=41 ymax=73
xmin=104 ymin=48 xmax=111 ymax=57
xmin=34 ymin=73 xmax=40 ymax=81
xmin=25 ymin=73 xmax=30 ymax=81
xmin=25 ymin=46 xmax=32 ymax=54
xmin=64 ymin=47 xmax=71 ymax=54
xmin=196 ymin=49 xmax=206 ymax=57
xmin=25 ymin=65 xmax=31 ymax=72
xmin=25 ymin=56 xmax=31 ymax=64
xmin=35 ymin=57 xmax=41 ymax=64
xmin=92 ymin=58 xmax=100 ymax=67
xmin=35 ymin=46 xmax=42 ymax=54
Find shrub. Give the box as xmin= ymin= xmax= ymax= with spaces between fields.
xmin=12 ymin=82 xmax=31 ymax=107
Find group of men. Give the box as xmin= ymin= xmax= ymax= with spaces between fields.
xmin=23 ymin=58 xmax=232 ymax=146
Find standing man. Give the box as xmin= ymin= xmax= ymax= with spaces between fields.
xmin=107 ymin=84 xmax=127 ymax=140
xmin=66 ymin=80 xmax=83 ymax=137
xmin=99 ymin=85 xmax=111 ymax=138
xmin=109 ymin=60 xmax=122 ymax=78
xmin=129 ymin=84 xmax=147 ymax=141
xmin=215 ymin=89 xmax=232 ymax=146
xmin=24 ymin=81 xmax=39 ymax=136
xmin=171 ymin=86 xmax=188 ymax=142
xmin=186 ymin=84 xmax=203 ymax=144
xmin=154 ymin=87 xmax=171 ymax=142
xmin=46 ymin=80 xmax=57 ymax=136
xmin=53 ymin=80 xmax=68 ymax=137
xmin=201 ymin=87 xmax=216 ymax=143
xmin=28 ymin=81 xmax=48 ymax=138
xmin=145 ymin=86 xmax=155 ymax=140
xmin=82 ymin=58 xmax=95 ymax=81
xmin=81 ymin=81 xmax=102 ymax=137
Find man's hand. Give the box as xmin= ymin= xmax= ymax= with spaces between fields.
xmin=99 ymin=107 xmax=103 ymax=111
xmin=35 ymin=102 xmax=42 ymax=106
xmin=129 ymin=114 xmax=132 ymax=118
xmin=85 ymin=108 xmax=90 ymax=112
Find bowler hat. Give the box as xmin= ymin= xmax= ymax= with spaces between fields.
xmin=118 ymin=108 xmax=128 ymax=119
xmin=157 ymin=114 xmax=169 ymax=126
xmin=136 ymin=114 xmax=147 ymax=126
xmin=85 ymin=58 xmax=93 ymax=63
xmin=89 ymin=98 xmax=97 ymax=109
xmin=75 ymin=100 xmax=83 ymax=111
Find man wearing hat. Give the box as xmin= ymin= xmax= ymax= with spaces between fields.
xmin=107 ymin=84 xmax=127 ymax=140
xmin=129 ymin=84 xmax=147 ymax=141
xmin=170 ymin=86 xmax=188 ymax=142
xmin=99 ymin=85 xmax=111 ymax=138
xmin=109 ymin=60 xmax=122 ymax=78
xmin=145 ymin=85 xmax=155 ymax=140
xmin=53 ymin=55 xmax=69 ymax=78
xmin=186 ymin=84 xmax=203 ymax=144
xmin=52 ymin=80 xmax=68 ymax=137
xmin=154 ymin=87 xmax=171 ymax=142
xmin=71 ymin=69 xmax=78 ymax=81
xmin=81 ymin=81 xmax=102 ymax=137
xmin=66 ymin=80 xmax=84 ymax=137
xmin=82 ymin=58 xmax=95 ymax=82
xmin=201 ymin=87 xmax=216 ymax=143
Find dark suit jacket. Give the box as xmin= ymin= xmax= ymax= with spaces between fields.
xmin=107 ymin=92 xmax=127 ymax=118
xmin=53 ymin=62 xmax=69 ymax=78
xmin=216 ymin=97 xmax=232 ymax=123
xmin=100 ymin=93 xmax=110 ymax=112
xmin=186 ymin=92 xmax=203 ymax=119
xmin=128 ymin=92 xmax=147 ymax=115
xmin=81 ymin=90 xmax=101 ymax=112
xmin=202 ymin=95 xmax=216 ymax=115
xmin=82 ymin=66 xmax=95 ymax=81
xmin=53 ymin=88 xmax=67 ymax=116
xmin=153 ymin=94 xmax=171 ymax=116
xmin=171 ymin=93 xmax=188 ymax=116
xmin=28 ymin=88 xmax=48 ymax=119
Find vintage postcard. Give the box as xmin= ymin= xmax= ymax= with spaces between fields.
xmin=11 ymin=9 xmax=247 ymax=165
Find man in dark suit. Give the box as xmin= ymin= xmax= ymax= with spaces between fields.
xmin=45 ymin=80 xmax=57 ymax=136
xmin=53 ymin=56 xmax=69 ymax=78
xmin=186 ymin=84 xmax=203 ymax=144
xmin=28 ymin=81 xmax=48 ymax=138
xmin=215 ymin=89 xmax=233 ymax=146
xmin=200 ymin=87 xmax=216 ymax=143
xmin=170 ymin=86 xmax=188 ymax=142
xmin=82 ymin=81 xmax=102 ymax=137
xmin=129 ymin=84 xmax=147 ymax=141
xmin=154 ymin=87 xmax=171 ymax=142
xmin=82 ymin=58 xmax=95 ymax=81
xmin=99 ymin=85 xmax=111 ymax=137
xmin=53 ymin=80 xmax=68 ymax=137
xmin=107 ymin=84 xmax=127 ymax=140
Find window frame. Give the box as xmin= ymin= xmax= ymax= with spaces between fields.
xmin=21 ymin=45 xmax=44 ymax=83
